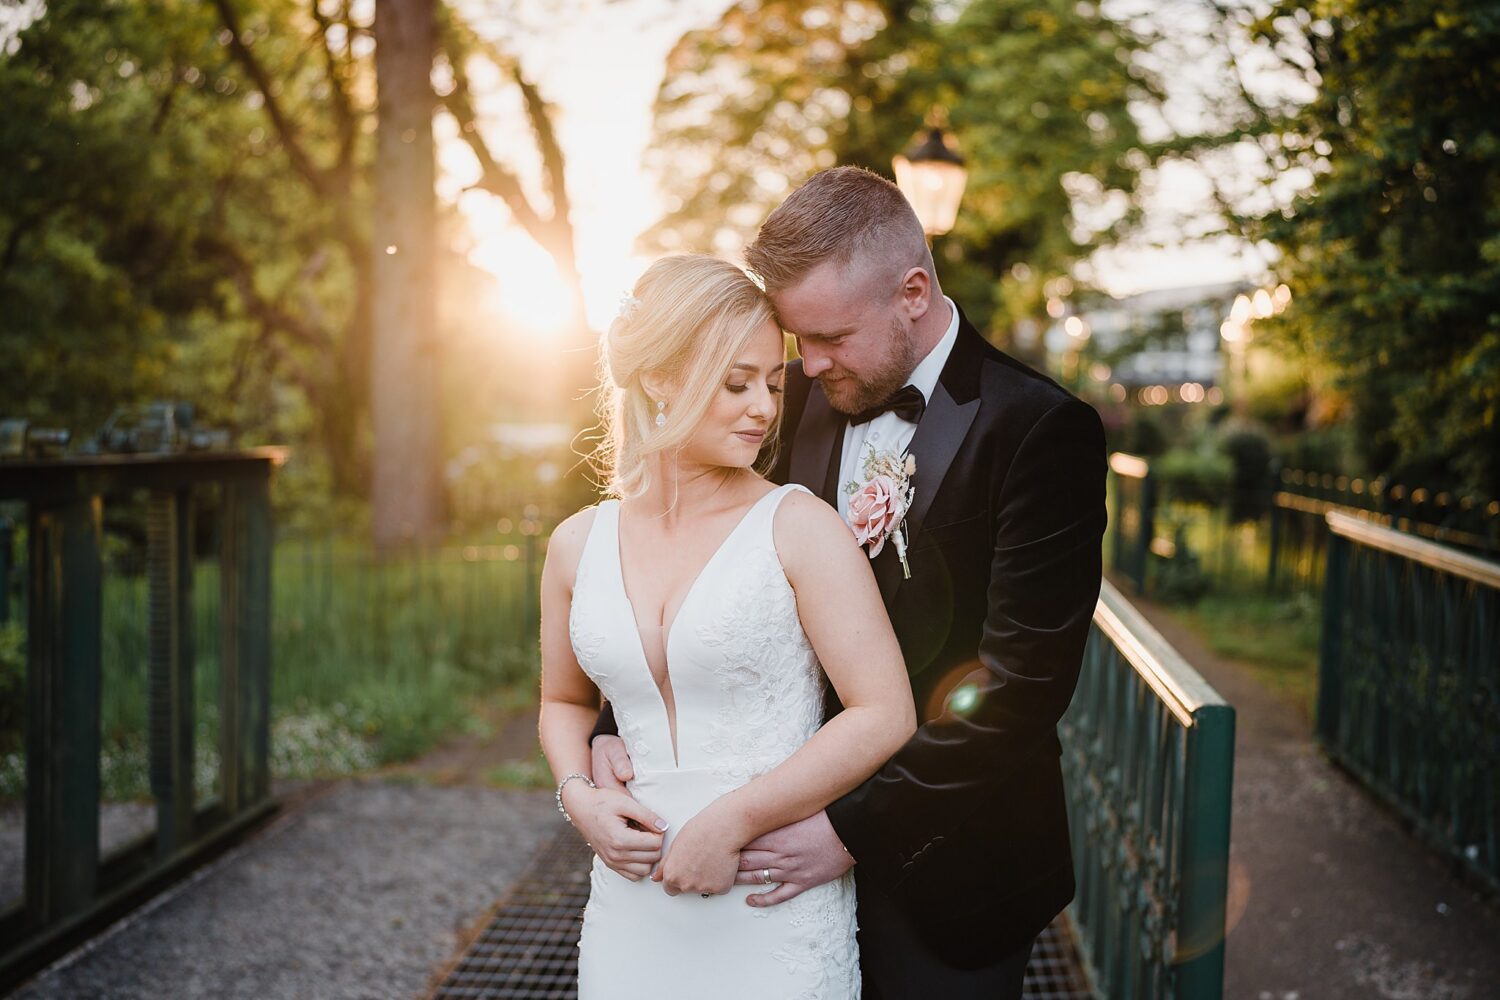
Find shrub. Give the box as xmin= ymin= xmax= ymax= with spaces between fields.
xmin=1222 ymin=428 xmax=1274 ymax=522
xmin=1155 ymin=447 xmax=1232 ymax=505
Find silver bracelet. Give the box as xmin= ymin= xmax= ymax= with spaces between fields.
xmin=555 ymin=772 xmax=596 ymax=824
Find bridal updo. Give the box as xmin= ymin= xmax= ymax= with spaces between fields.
xmin=594 ymin=254 xmax=781 ymax=499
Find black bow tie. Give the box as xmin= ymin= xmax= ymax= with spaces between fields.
xmin=849 ymin=384 xmax=926 ymax=426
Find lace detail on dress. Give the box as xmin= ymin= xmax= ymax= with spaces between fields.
xmin=568 ymin=552 xmax=608 ymax=670
xmin=568 ymin=485 xmax=859 ymax=998
xmin=697 ymin=539 xmax=825 ymax=789
xmin=769 ymin=872 xmax=860 ymax=999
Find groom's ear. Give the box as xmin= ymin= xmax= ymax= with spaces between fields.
xmin=897 ymin=266 xmax=934 ymax=319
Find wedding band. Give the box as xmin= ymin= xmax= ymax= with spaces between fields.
xmin=761 ymin=868 xmax=773 ymax=885
xmin=700 ymin=892 xmax=712 ymax=898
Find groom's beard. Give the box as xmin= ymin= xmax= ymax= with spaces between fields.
xmin=820 ymin=316 xmax=918 ymax=416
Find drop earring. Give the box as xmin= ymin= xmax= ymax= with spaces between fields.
xmin=655 ymin=399 xmax=667 ymax=428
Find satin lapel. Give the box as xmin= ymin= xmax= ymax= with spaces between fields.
xmin=903 ymin=379 xmax=979 ymax=544
xmin=788 ymin=379 xmax=845 ymax=507
xmin=872 ymin=380 xmax=979 ymax=603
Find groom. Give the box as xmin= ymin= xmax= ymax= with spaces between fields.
xmin=594 ymin=166 xmax=1107 ymax=998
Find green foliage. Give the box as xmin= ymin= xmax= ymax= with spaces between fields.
xmin=1155 ymin=446 xmax=1232 ymax=505
xmin=643 ymin=0 xmax=1154 ymax=336
xmin=1117 ymin=409 xmax=1168 ymax=457
xmin=932 ymin=0 xmax=1149 ymax=332
xmin=1149 ymin=525 xmax=1211 ymax=604
xmin=486 ymin=749 xmax=552 ymax=790
xmin=1178 ymin=591 xmax=1320 ymax=718
xmin=0 ymin=0 xmax=373 ymax=495
xmin=0 ymin=623 xmax=23 ymax=754
xmin=0 ymin=533 xmax=543 ymax=801
xmin=1221 ymin=427 xmax=1274 ymax=521
xmin=643 ymin=0 xmax=935 ymax=256
xmin=1278 ymin=424 xmax=1357 ymax=474
xmin=1251 ymin=1 xmax=1500 ymax=495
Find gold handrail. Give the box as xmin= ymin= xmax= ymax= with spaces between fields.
xmin=1092 ymin=578 xmax=1228 ymax=727
xmin=1109 ymin=452 xmax=1149 ymax=479
xmin=1326 ymin=511 xmax=1500 ymax=590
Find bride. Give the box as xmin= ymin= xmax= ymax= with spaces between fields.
xmin=538 ymin=254 xmax=916 ymax=998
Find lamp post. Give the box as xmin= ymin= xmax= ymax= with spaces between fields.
xmin=893 ymin=125 xmax=968 ymax=237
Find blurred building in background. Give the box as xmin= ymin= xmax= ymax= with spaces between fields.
xmin=1045 ymin=281 xmax=1252 ymax=407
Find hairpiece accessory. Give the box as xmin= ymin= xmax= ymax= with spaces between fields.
xmin=655 ymin=399 xmax=667 ymax=428
xmin=618 ymin=292 xmax=642 ymax=320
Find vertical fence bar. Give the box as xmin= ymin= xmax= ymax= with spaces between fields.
xmin=24 ymin=496 xmax=103 ymax=926
xmin=1 ymin=452 xmax=284 ymax=988
xmin=1316 ymin=512 xmax=1500 ymax=891
xmin=1136 ymin=469 xmax=1157 ymax=594
xmin=0 ymin=516 xmax=13 ymax=624
xmin=147 ymin=489 xmax=195 ymax=858
xmin=1265 ymin=498 xmax=1281 ymax=591
xmin=1316 ymin=530 xmax=1349 ymax=747
xmin=220 ymin=477 xmax=272 ymax=814
xmin=1174 ymin=702 xmax=1235 ymax=998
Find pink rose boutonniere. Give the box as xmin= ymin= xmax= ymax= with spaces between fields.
xmin=844 ymin=444 xmax=917 ymax=578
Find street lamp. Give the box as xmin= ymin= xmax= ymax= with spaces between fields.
xmin=893 ymin=125 xmax=968 ymax=237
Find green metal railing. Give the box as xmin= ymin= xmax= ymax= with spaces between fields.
xmin=1109 ymin=453 xmax=1155 ymax=593
xmin=1061 ymin=579 xmax=1235 ymax=999
xmin=1109 ymin=454 xmax=1500 ymax=604
xmin=1318 ymin=511 xmax=1500 ymax=892
xmin=0 ymin=450 xmax=282 ymax=989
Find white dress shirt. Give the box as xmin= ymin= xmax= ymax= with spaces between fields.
xmin=836 ymin=297 xmax=961 ymax=521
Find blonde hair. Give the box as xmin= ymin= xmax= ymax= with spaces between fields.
xmin=745 ymin=165 xmax=933 ymax=295
xmin=593 ymin=254 xmax=782 ymax=499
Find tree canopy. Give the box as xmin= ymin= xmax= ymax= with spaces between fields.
xmin=1 ymin=0 xmax=585 ymax=518
xmin=643 ymin=0 xmax=1155 ymax=338
xmin=1249 ymin=1 xmax=1500 ymax=493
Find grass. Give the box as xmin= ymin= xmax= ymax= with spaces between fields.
xmin=1174 ymin=587 xmax=1321 ymax=719
xmin=1 ymin=532 xmax=547 ymax=803
xmin=1105 ymin=486 xmax=1326 ymax=718
xmin=485 ymin=750 xmax=552 ymax=791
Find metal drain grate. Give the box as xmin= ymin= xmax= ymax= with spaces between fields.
xmin=431 ymin=830 xmax=594 ymax=999
xmin=431 ymin=829 xmax=1094 ymax=999
xmin=1024 ymin=910 xmax=1094 ymax=999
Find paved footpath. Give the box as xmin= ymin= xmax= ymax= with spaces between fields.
xmin=13 ymin=781 xmax=563 ymax=1000
xmin=1125 ymin=590 xmax=1500 ymax=1000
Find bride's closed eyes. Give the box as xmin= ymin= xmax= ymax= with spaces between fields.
xmin=726 ymin=381 xmax=783 ymax=395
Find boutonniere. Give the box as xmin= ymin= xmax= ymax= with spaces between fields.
xmin=844 ymin=444 xmax=917 ymax=579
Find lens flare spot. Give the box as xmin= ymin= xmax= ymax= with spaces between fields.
xmin=947 ymin=683 xmax=981 ymax=716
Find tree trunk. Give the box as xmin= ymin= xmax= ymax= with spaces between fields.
xmin=370 ymin=0 xmax=442 ymax=548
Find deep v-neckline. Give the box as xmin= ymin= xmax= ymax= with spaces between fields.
xmin=612 ymin=487 xmax=781 ymax=767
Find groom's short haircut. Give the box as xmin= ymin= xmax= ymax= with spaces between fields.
xmin=746 ymin=165 xmax=934 ymax=296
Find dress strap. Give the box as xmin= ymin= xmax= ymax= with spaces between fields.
xmin=575 ymin=498 xmax=620 ymax=581
xmin=744 ymin=482 xmax=812 ymax=536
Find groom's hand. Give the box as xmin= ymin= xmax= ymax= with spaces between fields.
xmin=735 ymin=810 xmax=854 ymax=906
xmin=591 ymin=734 xmax=635 ymax=792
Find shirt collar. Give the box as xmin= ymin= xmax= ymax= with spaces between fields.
xmin=906 ymin=296 xmax=961 ymax=405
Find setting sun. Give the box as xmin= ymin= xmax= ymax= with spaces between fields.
xmin=461 ymin=194 xmax=575 ymax=336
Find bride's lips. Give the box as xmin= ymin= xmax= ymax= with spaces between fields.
xmin=734 ymin=429 xmax=766 ymax=444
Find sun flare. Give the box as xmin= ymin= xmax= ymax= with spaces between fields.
xmin=462 ymin=197 xmax=575 ymax=336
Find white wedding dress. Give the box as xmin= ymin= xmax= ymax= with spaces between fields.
xmin=569 ymin=483 xmax=860 ymax=999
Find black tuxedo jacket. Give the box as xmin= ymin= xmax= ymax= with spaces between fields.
xmin=772 ymin=308 xmax=1107 ymax=967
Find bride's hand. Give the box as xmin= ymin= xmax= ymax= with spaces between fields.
xmin=653 ymin=804 xmax=745 ymax=897
xmin=564 ymin=784 xmax=669 ymax=882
